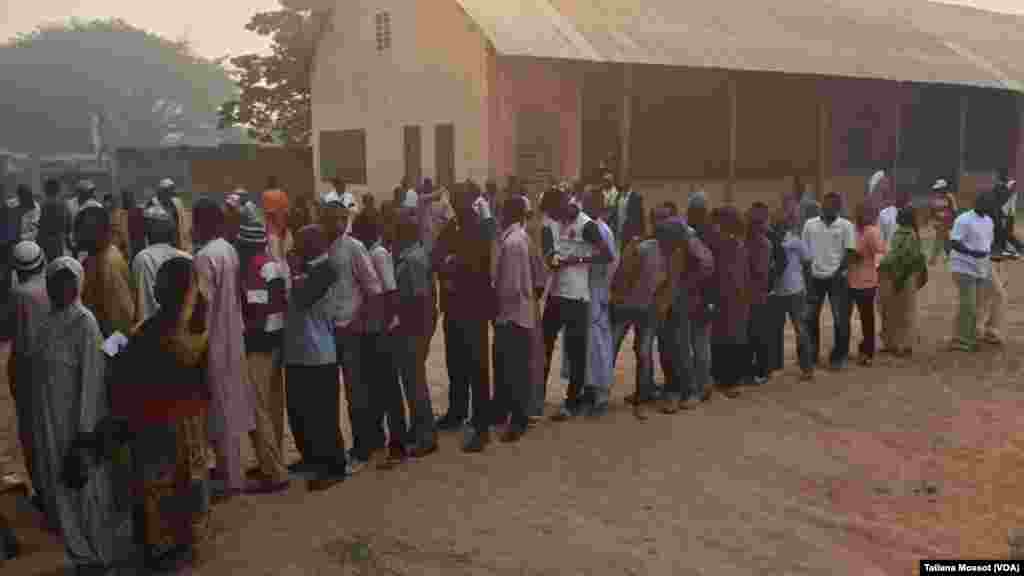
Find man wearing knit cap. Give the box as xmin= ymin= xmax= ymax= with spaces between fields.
xmin=9 ymin=241 xmax=50 ymax=496
xmin=132 ymin=202 xmax=190 ymax=324
xmin=235 ymin=202 xmax=290 ymax=493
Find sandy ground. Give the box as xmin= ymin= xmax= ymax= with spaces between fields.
xmin=3 ymin=236 xmax=1024 ymax=575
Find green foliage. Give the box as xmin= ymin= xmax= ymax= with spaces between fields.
xmin=218 ymin=7 xmax=331 ymax=147
xmin=0 ymin=18 xmax=244 ymax=154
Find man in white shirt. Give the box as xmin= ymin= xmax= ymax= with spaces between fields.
xmin=541 ymin=188 xmax=604 ymax=420
xmin=131 ymin=203 xmax=190 ymax=323
xmin=949 ymin=190 xmax=995 ymax=352
xmin=802 ymin=192 xmax=857 ymax=370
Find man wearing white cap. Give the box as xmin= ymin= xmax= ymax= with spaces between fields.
xmin=132 ymin=202 xmax=191 ymax=324
xmin=324 ymin=189 xmax=384 ymax=471
xmin=928 ymin=178 xmax=958 ymax=265
xmin=8 ymin=241 xmax=49 ymax=497
xmin=65 ymin=180 xmax=103 ymax=258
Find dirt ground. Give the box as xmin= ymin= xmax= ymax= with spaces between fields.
xmin=3 ymin=237 xmax=1024 ymax=575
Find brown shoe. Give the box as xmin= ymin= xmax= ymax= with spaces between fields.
xmin=633 ymin=403 xmax=649 ymax=421
xmin=679 ymin=398 xmax=701 ymax=411
xmin=700 ymin=389 xmax=713 ymax=403
xmin=500 ymin=425 xmax=526 ymax=443
xmin=659 ymin=399 xmax=679 ymax=415
xmin=720 ymin=386 xmax=741 ymax=399
xmin=410 ymin=441 xmax=438 ymax=459
xmin=800 ymin=370 xmax=815 ymax=382
xmin=307 ymin=476 xmax=343 ymax=492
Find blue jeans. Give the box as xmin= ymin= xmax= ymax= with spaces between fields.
xmin=769 ymin=292 xmax=813 ymax=373
xmin=806 ymin=274 xmax=851 ymax=367
xmin=661 ymin=293 xmax=712 ymax=402
xmin=611 ymin=305 xmax=655 ymax=403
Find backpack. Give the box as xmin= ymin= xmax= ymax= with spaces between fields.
xmin=768 ymin=227 xmax=788 ymax=288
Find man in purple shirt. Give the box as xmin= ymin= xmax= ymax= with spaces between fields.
xmin=492 ymin=197 xmax=540 ymax=442
xmin=610 ymin=206 xmax=667 ymax=420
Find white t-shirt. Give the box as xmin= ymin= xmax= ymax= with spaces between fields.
xmin=878 ymin=205 xmax=899 ymax=246
xmin=802 ymin=216 xmax=856 ymax=279
xmin=552 ymin=212 xmax=593 ymax=301
xmin=950 ymin=210 xmax=994 ymax=279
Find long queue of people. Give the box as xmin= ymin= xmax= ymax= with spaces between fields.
xmin=1 ymin=165 xmax=1018 ymax=574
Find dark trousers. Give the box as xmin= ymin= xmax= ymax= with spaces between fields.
xmin=746 ymin=300 xmax=777 ymax=380
xmin=711 ymin=342 xmax=745 ymax=387
xmin=542 ymin=297 xmax=590 ymax=407
xmin=611 ymin=306 xmax=656 ymax=402
xmin=448 ymin=318 xmax=491 ymax=430
xmin=285 ymin=364 xmax=347 ymax=476
xmin=442 ymin=315 xmax=467 ymax=420
xmin=806 ymin=274 xmax=851 ymax=366
xmin=363 ymin=332 xmax=409 ymax=449
xmin=397 ymin=329 xmax=437 ymax=450
xmin=335 ymin=329 xmax=378 ymax=461
xmin=493 ymin=323 xmax=531 ymax=431
xmin=848 ymin=287 xmax=877 ymax=359
xmin=768 ymin=292 xmax=813 ymax=373
xmin=0 ymin=243 xmax=11 ymax=341
xmin=656 ymin=320 xmax=674 ymax=390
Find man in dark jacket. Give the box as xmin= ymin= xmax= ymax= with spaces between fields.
xmin=431 ymin=182 xmax=497 ymax=452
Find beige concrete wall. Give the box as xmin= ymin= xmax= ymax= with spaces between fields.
xmin=310 ymin=0 xmax=491 ymax=202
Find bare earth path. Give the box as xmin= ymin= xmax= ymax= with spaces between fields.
xmin=3 ymin=249 xmax=1024 ymax=575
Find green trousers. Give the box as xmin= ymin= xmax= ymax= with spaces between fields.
xmin=953 ymin=272 xmax=981 ymax=350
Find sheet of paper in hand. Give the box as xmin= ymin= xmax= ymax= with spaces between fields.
xmin=103 ymin=331 xmax=129 ymax=357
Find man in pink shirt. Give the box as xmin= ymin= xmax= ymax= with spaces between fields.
xmin=492 ymin=197 xmax=541 ymax=442
xmin=847 ymin=202 xmax=887 ymax=366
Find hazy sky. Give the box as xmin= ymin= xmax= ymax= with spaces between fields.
xmin=1 ymin=0 xmax=1022 ymax=59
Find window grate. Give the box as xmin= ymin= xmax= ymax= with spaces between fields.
xmin=375 ymin=12 xmax=391 ymax=52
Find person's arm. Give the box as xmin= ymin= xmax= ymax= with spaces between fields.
xmin=78 ymin=319 xmax=108 ymax=435
xmin=839 ymin=221 xmax=857 ymax=273
xmin=541 ymin=226 xmax=556 ymax=261
xmin=580 ymin=221 xmax=612 ymax=264
xmin=430 ymin=224 xmax=453 ymax=272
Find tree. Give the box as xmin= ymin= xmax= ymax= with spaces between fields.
xmin=0 ymin=19 xmax=244 ymax=154
xmin=218 ymin=6 xmax=332 ymax=147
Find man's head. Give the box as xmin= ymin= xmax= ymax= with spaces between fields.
xmin=454 ymin=181 xmax=480 ymax=224
xmin=157 ymin=178 xmax=175 ymax=203
xmin=583 ymin=187 xmax=606 ymax=220
xmin=76 ymin=206 xmax=110 ymax=254
xmin=76 ymin=180 xmax=96 ymax=202
xmin=822 ymin=192 xmax=841 ymax=223
xmin=44 ymin=179 xmax=60 ymax=199
xmin=394 ymin=210 xmax=419 ymax=250
xmin=46 ymin=257 xmax=83 ymax=310
xmin=192 ymin=197 xmax=225 ymax=245
xmin=16 ymin=185 xmax=33 ymax=208
xmin=12 ymin=241 xmax=44 ymax=281
xmin=504 ymin=195 xmax=527 ymax=226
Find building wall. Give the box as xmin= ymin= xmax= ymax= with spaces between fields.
xmin=311 ymin=0 xmax=492 ymax=200
xmin=189 ymin=147 xmax=314 ymax=201
xmin=490 ymin=56 xmax=582 ymax=191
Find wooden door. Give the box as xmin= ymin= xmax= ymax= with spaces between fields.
xmin=404 ymin=125 xmax=422 ymax=186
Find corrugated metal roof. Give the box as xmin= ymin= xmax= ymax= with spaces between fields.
xmin=901 ymin=1 xmax=1024 ymax=92
xmin=455 ymin=0 xmax=1022 ymax=91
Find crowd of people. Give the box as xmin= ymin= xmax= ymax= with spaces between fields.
xmin=0 ymin=163 xmax=1018 ymax=574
